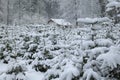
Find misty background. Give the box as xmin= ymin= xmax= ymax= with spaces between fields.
xmin=0 ymin=0 xmax=107 ymax=25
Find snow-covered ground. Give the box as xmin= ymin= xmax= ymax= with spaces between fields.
xmin=0 ymin=23 xmax=120 ymax=80
xmin=0 ymin=62 xmax=44 ymax=80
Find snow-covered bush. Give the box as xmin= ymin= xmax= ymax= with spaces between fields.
xmin=85 ymin=47 xmax=109 ymax=61
xmin=33 ymin=62 xmax=50 ymax=72
xmin=28 ymin=43 xmax=38 ymax=52
xmin=32 ymin=48 xmax=53 ymax=72
xmin=59 ymin=64 xmax=80 ymax=80
xmin=106 ymin=1 xmax=120 ymax=24
xmin=0 ymin=44 xmax=5 ymax=60
xmin=43 ymin=69 xmax=60 ymax=80
xmin=108 ymin=65 xmax=120 ymax=79
xmin=42 ymin=48 xmax=53 ymax=60
xmin=20 ymin=33 xmax=41 ymax=60
xmin=49 ymin=34 xmax=58 ymax=45
xmin=95 ymin=39 xmax=113 ymax=47
xmin=32 ymin=58 xmax=50 ymax=72
xmin=41 ymin=49 xmax=83 ymax=80
xmin=82 ymin=68 xmax=101 ymax=80
xmin=3 ymin=62 xmax=27 ymax=80
xmin=0 ymin=39 xmax=17 ymax=63
xmin=81 ymin=41 xmax=95 ymax=50
xmin=97 ymin=46 xmax=120 ymax=79
xmin=97 ymin=46 xmax=120 ymax=69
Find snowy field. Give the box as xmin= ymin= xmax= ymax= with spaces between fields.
xmin=0 ymin=62 xmax=44 ymax=80
xmin=0 ymin=22 xmax=120 ymax=80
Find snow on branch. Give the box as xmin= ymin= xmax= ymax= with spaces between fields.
xmin=77 ymin=17 xmax=111 ymax=24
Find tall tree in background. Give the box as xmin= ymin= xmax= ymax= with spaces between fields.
xmin=45 ymin=0 xmax=60 ymax=19
xmin=99 ymin=0 xmax=107 ymax=17
xmin=29 ymin=0 xmax=48 ymax=24
xmin=38 ymin=0 xmax=47 ymax=23
xmin=6 ymin=0 xmax=10 ymax=25
xmin=60 ymin=0 xmax=80 ymax=25
xmin=75 ymin=0 xmax=78 ymax=26
xmin=30 ymin=0 xmax=38 ymax=14
xmin=13 ymin=0 xmax=32 ymax=24
xmin=18 ymin=0 xmax=21 ymax=25
xmin=30 ymin=0 xmax=38 ymax=24
xmin=0 ymin=0 xmax=3 ymax=23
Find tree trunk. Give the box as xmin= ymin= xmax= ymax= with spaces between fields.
xmin=7 ymin=0 xmax=10 ymax=25
xmin=75 ymin=0 xmax=78 ymax=26
xmin=18 ymin=0 xmax=21 ymax=25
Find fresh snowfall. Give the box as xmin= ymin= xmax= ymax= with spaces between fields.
xmin=0 ymin=0 xmax=120 ymax=80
